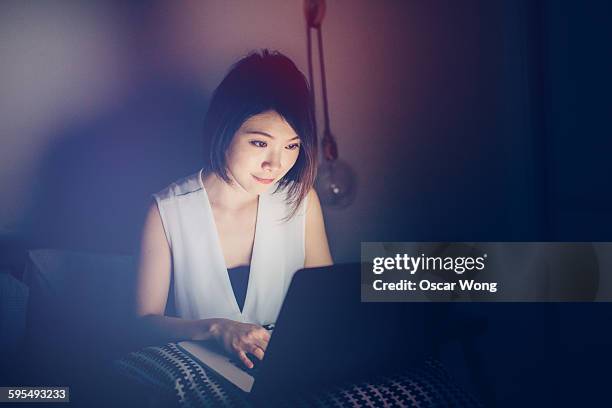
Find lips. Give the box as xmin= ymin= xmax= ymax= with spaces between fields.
xmin=252 ymin=174 xmax=275 ymax=185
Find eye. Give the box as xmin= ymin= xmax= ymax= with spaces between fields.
xmin=285 ymin=143 xmax=301 ymax=151
xmin=249 ymin=140 xmax=267 ymax=148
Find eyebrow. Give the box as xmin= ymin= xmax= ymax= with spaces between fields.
xmin=244 ymin=130 xmax=300 ymax=142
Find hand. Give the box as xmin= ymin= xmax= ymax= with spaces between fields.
xmin=210 ymin=319 xmax=271 ymax=369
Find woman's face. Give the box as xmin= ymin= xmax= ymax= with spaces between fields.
xmin=225 ymin=110 xmax=301 ymax=195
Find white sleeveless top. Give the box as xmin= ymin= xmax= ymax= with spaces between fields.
xmin=153 ymin=169 xmax=306 ymax=325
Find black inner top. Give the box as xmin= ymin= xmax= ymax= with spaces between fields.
xmin=227 ymin=265 xmax=250 ymax=312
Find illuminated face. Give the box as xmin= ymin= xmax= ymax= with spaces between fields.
xmin=225 ymin=110 xmax=301 ymax=195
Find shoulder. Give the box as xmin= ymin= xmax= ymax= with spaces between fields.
xmin=149 ymin=170 xmax=204 ymax=248
xmin=305 ymin=188 xmax=322 ymax=216
xmin=306 ymin=188 xmax=320 ymax=208
xmin=304 ymin=188 xmax=333 ymax=266
xmin=153 ymin=170 xmax=203 ymax=203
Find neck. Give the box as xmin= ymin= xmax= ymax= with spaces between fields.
xmin=201 ymin=171 xmax=258 ymax=210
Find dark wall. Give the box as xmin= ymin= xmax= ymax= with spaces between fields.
xmin=540 ymin=0 xmax=612 ymax=239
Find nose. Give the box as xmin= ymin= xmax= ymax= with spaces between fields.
xmin=262 ymin=149 xmax=283 ymax=173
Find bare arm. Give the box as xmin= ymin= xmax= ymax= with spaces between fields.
xmin=135 ymin=201 xmax=216 ymax=343
xmin=304 ymin=189 xmax=333 ymax=267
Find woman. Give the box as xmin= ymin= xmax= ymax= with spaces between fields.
xmin=135 ymin=50 xmax=333 ymax=370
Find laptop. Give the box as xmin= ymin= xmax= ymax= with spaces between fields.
xmin=178 ymin=263 xmax=433 ymax=400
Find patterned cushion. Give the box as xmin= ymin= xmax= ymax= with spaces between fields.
xmin=114 ymin=343 xmax=482 ymax=407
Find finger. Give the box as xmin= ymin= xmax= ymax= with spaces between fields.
xmin=252 ymin=336 xmax=269 ymax=352
xmin=245 ymin=328 xmax=270 ymax=350
xmin=238 ymin=350 xmax=254 ymax=369
xmin=249 ymin=345 xmax=265 ymax=361
xmin=259 ymin=328 xmax=272 ymax=342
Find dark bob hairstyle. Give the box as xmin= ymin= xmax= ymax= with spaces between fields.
xmin=202 ymin=49 xmax=317 ymax=219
